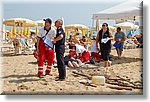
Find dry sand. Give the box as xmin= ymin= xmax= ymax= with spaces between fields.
xmin=0 ymin=48 xmax=143 ymax=95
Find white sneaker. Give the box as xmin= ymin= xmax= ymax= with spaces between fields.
xmin=68 ymin=61 xmax=74 ymax=68
xmin=72 ymin=61 xmax=79 ymax=68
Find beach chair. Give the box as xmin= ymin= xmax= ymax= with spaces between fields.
xmin=124 ymin=39 xmax=137 ymax=49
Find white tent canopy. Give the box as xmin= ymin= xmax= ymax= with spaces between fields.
xmin=93 ymin=0 xmax=142 ymax=20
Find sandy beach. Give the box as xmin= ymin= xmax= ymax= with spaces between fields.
xmin=0 ymin=48 xmax=143 ymax=95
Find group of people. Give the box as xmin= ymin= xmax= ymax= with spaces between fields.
xmin=34 ymin=19 xmax=142 ymax=80
xmin=36 ymin=18 xmax=66 ymax=81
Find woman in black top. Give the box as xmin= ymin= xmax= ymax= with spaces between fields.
xmin=96 ymin=23 xmax=113 ymax=72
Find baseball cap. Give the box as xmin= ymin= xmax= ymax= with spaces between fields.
xmin=43 ymin=18 xmax=52 ymax=24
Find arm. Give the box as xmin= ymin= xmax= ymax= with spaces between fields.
xmin=54 ymin=34 xmax=63 ymax=42
xmin=109 ymin=32 xmax=113 ymax=40
xmin=122 ymin=36 xmax=126 ymax=42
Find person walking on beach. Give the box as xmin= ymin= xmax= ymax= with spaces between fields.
xmin=96 ymin=23 xmax=113 ymax=72
xmin=36 ymin=18 xmax=56 ymax=78
xmin=114 ymin=27 xmax=126 ymax=59
xmin=54 ymin=19 xmax=66 ymax=81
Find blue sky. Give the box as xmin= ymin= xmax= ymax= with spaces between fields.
xmin=2 ymin=0 xmax=126 ymax=28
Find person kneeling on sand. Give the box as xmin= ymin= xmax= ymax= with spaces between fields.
xmin=74 ymin=43 xmax=90 ymax=64
xmin=91 ymin=36 xmax=101 ymax=63
xmin=68 ymin=46 xmax=83 ymax=68
xmin=64 ymin=46 xmax=83 ymax=68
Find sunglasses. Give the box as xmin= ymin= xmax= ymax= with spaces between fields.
xmin=102 ymin=24 xmax=107 ymax=26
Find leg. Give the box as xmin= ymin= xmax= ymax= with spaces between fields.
xmin=116 ymin=48 xmax=121 ymax=59
xmin=104 ymin=61 xmax=109 ymax=73
xmin=37 ymin=41 xmax=45 ymax=77
xmin=56 ymin=51 xmax=66 ymax=80
xmin=119 ymin=43 xmax=124 ymax=57
xmin=120 ymin=49 xmax=122 ymax=57
xmin=46 ymin=49 xmax=55 ymax=75
xmin=103 ymin=49 xmax=110 ymax=73
xmin=38 ymin=53 xmax=45 ymax=77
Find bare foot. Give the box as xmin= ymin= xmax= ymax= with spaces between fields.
xmin=108 ymin=61 xmax=112 ymax=66
xmin=104 ymin=67 xmax=109 ymax=73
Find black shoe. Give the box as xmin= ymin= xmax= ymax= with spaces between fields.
xmin=55 ymin=78 xmax=65 ymax=81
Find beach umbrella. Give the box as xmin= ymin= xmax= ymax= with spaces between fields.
xmin=114 ymin=22 xmax=139 ymax=30
xmin=65 ymin=24 xmax=88 ymax=36
xmin=35 ymin=20 xmax=44 ymax=27
xmin=65 ymin=24 xmax=88 ymax=30
xmin=3 ymin=18 xmax=36 ymax=27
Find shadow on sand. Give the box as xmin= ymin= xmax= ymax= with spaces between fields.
xmin=2 ymin=74 xmax=46 ymax=84
xmin=111 ymin=56 xmax=143 ymax=65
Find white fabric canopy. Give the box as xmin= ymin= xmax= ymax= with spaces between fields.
xmin=93 ymin=0 xmax=142 ymax=20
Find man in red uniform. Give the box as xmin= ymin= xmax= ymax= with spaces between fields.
xmin=36 ymin=18 xmax=56 ymax=77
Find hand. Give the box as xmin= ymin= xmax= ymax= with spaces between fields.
xmin=117 ymin=40 xmax=122 ymax=44
xmin=107 ymin=37 xmax=110 ymax=40
xmin=53 ymin=39 xmax=56 ymax=44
